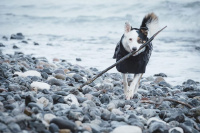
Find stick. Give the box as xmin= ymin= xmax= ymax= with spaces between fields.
xmin=78 ymin=26 xmax=167 ymax=90
xmin=141 ymin=97 xmax=193 ymax=109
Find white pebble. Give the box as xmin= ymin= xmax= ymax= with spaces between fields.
xmin=169 ymin=127 xmax=184 ymax=133
xmin=31 ymin=82 xmax=51 ymax=90
xmin=147 ymin=117 xmax=166 ymax=126
xmin=111 ymin=125 xmax=142 ymax=133
xmin=14 ymin=70 xmax=41 ymax=78
xmin=44 ymin=114 xmax=56 ymax=124
xmin=64 ymin=94 xmax=79 ymax=106
xmin=37 ymin=97 xmax=49 ymax=107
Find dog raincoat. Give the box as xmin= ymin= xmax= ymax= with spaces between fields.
xmin=113 ymin=35 xmax=153 ymax=74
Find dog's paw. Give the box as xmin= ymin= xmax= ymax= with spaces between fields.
xmin=126 ymin=88 xmax=134 ymax=100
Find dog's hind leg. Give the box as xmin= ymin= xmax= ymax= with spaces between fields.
xmin=122 ymin=73 xmax=128 ymax=96
xmin=126 ymin=74 xmax=142 ymax=100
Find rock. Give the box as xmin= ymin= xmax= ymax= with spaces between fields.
xmin=76 ymin=58 xmax=82 ymax=61
xmin=111 ymin=121 xmax=128 ymax=128
xmin=25 ymin=95 xmax=36 ymax=106
xmin=154 ymin=73 xmax=167 ymax=77
xmin=73 ymin=74 xmax=83 ymax=82
xmin=179 ymin=123 xmax=199 ymax=133
xmin=68 ymin=111 xmax=84 ymax=121
xmin=148 ymin=121 xmax=168 ymax=133
xmin=29 ymin=121 xmax=46 ymax=132
xmin=13 ymin=45 xmax=19 ymax=49
xmin=142 ymin=109 xmax=158 ymax=118
xmin=190 ymin=106 xmax=200 ymax=116
xmin=147 ymin=117 xmax=166 ymax=126
xmin=41 ymin=72 xmax=48 ymax=79
xmin=44 ymin=114 xmax=56 ymax=124
xmin=100 ymin=94 xmax=110 ymax=104
xmin=28 ymin=102 xmax=43 ymax=110
xmin=59 ymin=129 xmax=71 ymax=133
xmin=8 ymin=84 xmax=20 ymax=91
xmin=64 ymin=94 xmax=79 ymax=106
xmin=50 ymin=118 xmax=77 ymax=132
xmin=34 ymin=42 xmax=39 ymax=45
xmin=169 ymin=127 xmax=184 ymax=133
xmin=21 ymin=40 xmax=28 ymax=44
xmin=37 ymin=97 xmax=49 ymax=107
xmin=10 ymin=33 xmax=25 ymax=40
xmin=54 ymin=69 xmax=65 ymax=74
xmin=111 ymin=125 xmax=142 ymax=133
xmin=82 ymin=86 xmax=93 ymax=94
xmin=159 ymin=81 xmax=172 ymax=88
xmin=52 ymin=95 xmax=65 ymax=104
xmin=0 ymin=43 xmax=5 ymax=47
xmin=154 ymin=77 xmax=165 ymax=84
xmin=42 ymin=68 xmax=53 ymax=75
xmin=31 ymin=82 xmax=51 ymax=90
xmin=54 ymin=74 xmax=66 ymax=80
xmin=8 ymin=122 xmax=21 ymax=132
xmin=14 ymin=70 xmax=41 ymax=78
xmin=49 ymin=123 xmax=59 ymax=133
xmin=167 ymin=113 xmax=185 ymax=123
xmin=2 ymin=36 xmax=8 ymax=40
xmin=0 ymin=122 xmax=10 ymax=132
xmin=48 ymin=78 xmax=65 ymax=86
xmin=112 ymin=109 xmax=124 ymax=115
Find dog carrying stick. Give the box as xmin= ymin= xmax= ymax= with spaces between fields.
xmin=78 ymin=26 xmax=167 ymax=90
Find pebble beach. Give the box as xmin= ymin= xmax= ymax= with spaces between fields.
xmin=0 ymin=33 xmax=200 ymax=133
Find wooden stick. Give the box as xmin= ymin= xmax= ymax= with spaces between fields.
xmin=78 ymin=26 xmax=167 ymax=90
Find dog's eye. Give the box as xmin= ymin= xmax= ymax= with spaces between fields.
xmin=129 ymin=38 xmax=132 ymax=41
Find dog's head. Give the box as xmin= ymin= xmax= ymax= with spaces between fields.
xmin=122 ymin=13 xmax=159 ymax=55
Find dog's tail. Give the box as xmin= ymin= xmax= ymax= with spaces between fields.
xmin=140 ymin=13 xmax=159 ymax=37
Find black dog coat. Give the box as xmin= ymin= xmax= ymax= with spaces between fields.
xmin=113 ymin=34 xmax=153 ymax=74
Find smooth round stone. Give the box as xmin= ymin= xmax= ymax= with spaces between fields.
xmin=37 ymin=97 xmax=49 ymax=107
xmin=42 ymin=68 xmax=52 ymax=75
xmin=8 ymin=84 xmax=20 ymax=91
xmin=64 ymin=94 xmax=79 ymax=106
xmin=111 ymin=121 xmax=128 ymax=128
xmin=41 ymin=72 xmax=48 ymax=79
xmin=148 ymin=121 xmax=168 ymax=133
xmin=111 ymin=125 xmax=142 ymax=133
xmin=50 ymin=118 xmax=77 ymax=132
xmin=72 ymin=74 xmax=83 ymax=82
xmin=49 ymin=123 xmax=59 ymax=133
xmin=54 ymin=69 xmax=65 ymax=75
xmin=10 ymin=33 xmax=24 ymax=40
xmin=28 ymin=102 xmax=43 ymax=110
xmin=169 ymin=127 xmax=184 ymax=133
xmin=154 ymin=73 xmax=167 ymax=77
xmin=48 ymin=78 xmax=65 ymax=86
xmin=54 ymin=74 xmax=66 ymax=81
xmin=31 ymin=82 xmax=51 ymax=90
xmin=8 ymin=122 xmax=21 ymax=132
xmin=100 ymin=94 xmax=110 ymax=104
xmin=112 ymin=109 xmax=124 ymax=115
xmin=44 ymin=114 xmax=56 ymax=124
xmin=68 ymin=111 xmax=84 ymax=121
xmin=25 ymin=95 xmax=36 ymax=106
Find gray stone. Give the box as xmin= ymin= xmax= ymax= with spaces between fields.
xmin=8 ymin=122 xmax=21 ymax=132
xmin=48 ymin=78 xmax=65 ymax=86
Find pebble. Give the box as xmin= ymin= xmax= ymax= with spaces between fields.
xmin=30 ymin=81 xmax=51 ymax=90
xmin=64 ymin=94 xmax=79 ymax=106
xmin=44 ymin=114 xmax=56 ymax=123
xmin=10 ymin=33 xmax=25 ymax=40
xmin=111 ymin=125 xmax=142 ymax=133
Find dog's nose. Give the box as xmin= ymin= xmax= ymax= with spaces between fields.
xmin=132 ymin=47 xmax=137 ymax=51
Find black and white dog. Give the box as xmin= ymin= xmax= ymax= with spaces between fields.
xmin=113 ymin=13 xmax=159 ymax=100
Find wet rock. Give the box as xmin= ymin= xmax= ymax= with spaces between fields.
xmin=21 ymin=40 xmax=28 ymax=44
xmin=73 ymin=74 xmax=83 ymax=82
xmin=42 ymin=68 xmax=53 ymax=75
xmin=148 ymin=121 xmax=168 ymax=133
xmin=50 ymin=118 xmax=77 ymax=132
xmin=49 ymin=123 xmax=59 ymax=133
xmin=25 ymin=95 xmax=36 ymax=106
xmin=48 ymin=78 xmax=65 ymax=86
xmin=13 ymin=44 xmax=19 ymax=49
xmin=52 ymin=94 xmax=65 ymax=104
xmin=8 ymin=122 xmax=21 ymax=132
xmin=0 ymin=43 xmax=5 ymax=47
xmin=34 ymin=42 xmax=39 ymax=45
xmin=41 ymin=72 xmax=48 ymax=79
xmin=154 ymin=73 xmax=167 ymax=77
xmin=100 ymin=94 xmax=110 ymax=104
xmin=76 ymin=58 xmax=82 ymax=61
xmin=10 ymin=33 xmax=25 ymax=40
xmin=2 ymin=36 xmax=8 ymax=40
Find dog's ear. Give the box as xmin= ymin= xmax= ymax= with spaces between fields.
xmin=124 ymin=22 xmax=131 ymax=33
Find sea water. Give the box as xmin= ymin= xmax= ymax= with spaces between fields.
xmin=0 ymin=0 xmax=200 ymax=85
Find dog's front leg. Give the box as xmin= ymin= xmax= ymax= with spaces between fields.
xmin=122 ymin=73 xmax=128 ymax=96
xmin=134 ymin=74 xmax=143 ymax=94
xmin=126 ymin=74 xmax=142 ymax=100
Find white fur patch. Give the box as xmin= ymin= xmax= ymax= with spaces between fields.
xmin=30 ymin=82 xmax=51 ymax=90
xmin=14 ymin=70 xmax=41 ymax=78
xmin=111 ymin=125 xmax=142 ymax=133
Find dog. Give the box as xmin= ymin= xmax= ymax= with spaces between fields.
xmin=113 ymin=13 xmax=159 ymax=100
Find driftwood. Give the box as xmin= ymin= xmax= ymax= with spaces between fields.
xmin=141 ymin=97 xmax=193 ymax=109
xmin=78 ymin=26 xmax=167 ymax=90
